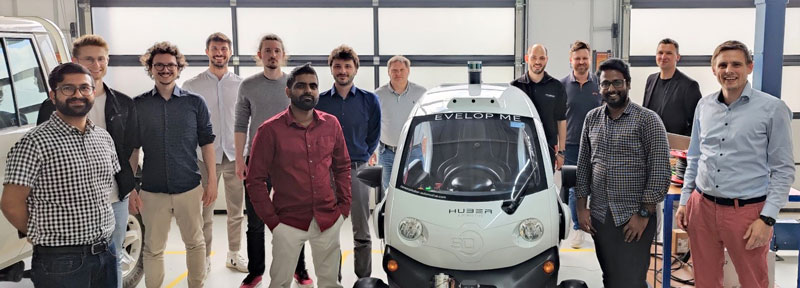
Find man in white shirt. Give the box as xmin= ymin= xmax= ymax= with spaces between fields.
xmin=182 ymin=32 xmax=248 ymax=274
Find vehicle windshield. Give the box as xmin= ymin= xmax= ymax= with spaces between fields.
xmin=395 ymin=112 xmax=547 ymax=201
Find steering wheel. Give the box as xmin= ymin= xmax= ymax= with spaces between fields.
xmin=442 ymin=164 xmax=502 ymax=191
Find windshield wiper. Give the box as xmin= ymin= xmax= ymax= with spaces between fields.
xmin=501 ymin=129 xmax=537 ymax=215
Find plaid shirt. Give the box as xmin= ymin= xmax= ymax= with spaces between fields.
xmin=575 ymin=102 xmax=670 ymax=226
xmin=4 ymin=113 xmax=120 ymax=246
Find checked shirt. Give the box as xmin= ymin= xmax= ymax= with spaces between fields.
xmin=575 ymin=102 xmax=670 ymax=226
xmin=3 ymin=113 xmax=120 ymax=246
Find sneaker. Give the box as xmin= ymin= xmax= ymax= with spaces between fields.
xmin=294 ymin=269 xmax=314 ymax=288
xmin=568 ymin=229 xmax=584 ymax=249
xmin=240 ymin=275 xmax=263 ymax=288
xmin=226 ymin=251 xmax=249 ymax=273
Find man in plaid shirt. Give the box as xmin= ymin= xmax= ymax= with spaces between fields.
xmin=1 ymin=63 xmax=120 ymax=287
xmin=575 ymin=58 xmax=670 ymax=287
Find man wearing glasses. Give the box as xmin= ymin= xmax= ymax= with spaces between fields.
xmin=2 ymin=63 xmax=120 ymax=287
xmin=129 ymin=42 xmax=216 ymax=288
xmin=35 ymin=35 xmax=139 ymax=288
xmin=574 ymin=59 xmax=670 ymax=287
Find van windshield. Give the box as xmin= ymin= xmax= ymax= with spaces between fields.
xmin=395 ymin=112 xmax=547 ymax=201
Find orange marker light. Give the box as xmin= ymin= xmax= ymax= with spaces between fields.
xmin=387 ymin=260 xmax=399 ymax=272
xmin=543 ymin=260 xmax=555 ymax=274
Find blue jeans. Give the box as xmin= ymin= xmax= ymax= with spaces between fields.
xmin=565 ymin=144 xmax=580 ymax=230
xmin=380 ymin=144 xmax=423 ymax=191
xmin=111 ymin=198 xmax=128 ymax=288
xmin=32 ymin=242 xmax=118 ymax=288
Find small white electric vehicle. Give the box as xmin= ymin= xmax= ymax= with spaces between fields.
xmin=356 ymin=69 xmax=586 ymax=288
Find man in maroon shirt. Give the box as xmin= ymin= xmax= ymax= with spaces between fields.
xmin=246 ymin=63 xmax=351 ymax=288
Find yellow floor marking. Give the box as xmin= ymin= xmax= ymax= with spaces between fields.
xmin=559 ymin=248 xmax=595 ymax=252
xmin=340 ymin=249 xmax=384 ymax=264
xmin=163 ymin=251 xmax=214 ymax=287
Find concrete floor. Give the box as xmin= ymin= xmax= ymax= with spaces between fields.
xmin=1 ymin=214 xmax=798 ymax=288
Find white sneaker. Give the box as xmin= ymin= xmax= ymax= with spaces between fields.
xmin=568 ymin=229 xmax=584 ymax=249
xmin=226 ymin=251 xmax=249 ymax=273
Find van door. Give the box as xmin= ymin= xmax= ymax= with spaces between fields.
xmin=0 ymin=33 xmax=50 ymax=269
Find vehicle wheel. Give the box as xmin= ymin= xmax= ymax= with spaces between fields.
xmin=122 ymin=214 xmax=145 ymax=288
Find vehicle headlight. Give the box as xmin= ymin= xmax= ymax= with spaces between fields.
xmin=398 ymin=217 xmax=424 ymax=241
xmin=518 ymin=218 xmax=544 ymax=242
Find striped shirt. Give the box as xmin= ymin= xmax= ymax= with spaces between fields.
xmin=4 ymin=113 xmax=120 ymax=246
xmin=575 ymin=101 xmax=671 ymax=226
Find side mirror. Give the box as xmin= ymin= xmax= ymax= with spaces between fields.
xmin=357 ymin=166 xmax=383 ymax=188
xmin=561 ymin=165 xmax=577 ymax=189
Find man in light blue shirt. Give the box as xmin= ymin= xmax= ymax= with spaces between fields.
xmin=675 ymin=40 xmax=794 ymax=288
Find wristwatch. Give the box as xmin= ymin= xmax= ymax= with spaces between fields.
xmin=760 ymin=215 xmax=776 ymax=226
xmin=637 ymin=207 xmax=652 ymax=218
xmin=556 ymin=150 xmax=565 ymax=156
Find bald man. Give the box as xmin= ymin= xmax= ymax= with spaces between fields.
xmin=511 ymin=44 xmax=567 ymax=170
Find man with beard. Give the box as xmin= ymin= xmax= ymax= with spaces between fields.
xmin=642 ymin=38 xmax=702 ymax=136
xmin=129 ymin=42 xmax=217 ymax=288
xmin=35 ymin=34 xmax=138 ymax=288
xmin=575 ymin=58 xmax=670 ymax=287
xmin=182 ymin=32 xmax=248 ymax=274
xmin=511 ymin=44 xmax=566 ymax=170
xmin=560 ymin=40 xmax=602 ymax=249
xmin=675 ymin=41 xmax=794 ymax=288
xmin=1 ymin=63 xmax=120 ymax=287
xmin=247 ymin=63 xmax=351 ymax=288
xmin=234 ymin=34 xmax=313 ymax=288
xmin=316 ymin=45 xmax=380 ymax=279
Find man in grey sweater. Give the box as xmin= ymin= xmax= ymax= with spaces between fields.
xmin=234 ymin=34 xmax=312 ymax=288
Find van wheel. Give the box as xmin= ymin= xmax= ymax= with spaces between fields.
xmin=122 ymin=214 xmax=145 ymax=288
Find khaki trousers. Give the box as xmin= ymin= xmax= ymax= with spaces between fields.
xmin=268 ymin=216 xmax=344 ymax=288
xmin=199 ymin=155 xmax=245 ymax=255
xmin=140 ymin=185 xmax=206 ymax=288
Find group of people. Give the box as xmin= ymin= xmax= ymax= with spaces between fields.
xmin=0 ymin=29 xmax=792 ymax=288
xmin=0 ymin=32 xmax=423 ymax=288
xmin=518 ymin=39 xmax=792 ymax=288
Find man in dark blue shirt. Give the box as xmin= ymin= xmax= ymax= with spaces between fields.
xmin=128 ymin=42 xmax=217 ymax=288
xmin=316 ymin=45 xmax=380 ymax=279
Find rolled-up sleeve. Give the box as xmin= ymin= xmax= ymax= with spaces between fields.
xmin=762 ymin=102 xmax=795 ymax=218
xmin=196 ymin=97 xmax=216 ymax=147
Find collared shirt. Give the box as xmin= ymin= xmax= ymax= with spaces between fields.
xmin=316 ymin=85 xmax=381 ymax=162
xmin=183 ymin=70 xmax=243 ymax=163
xmin=4 ymin=113 xmax=120 ymax=246
xmin=575 ymin=101 xmax=671 ymax=226
xmin=234 ymin=72 xmax=290 ymax=156
xmin=375 ymin=81 xmax=426 ymax=146
xmin=133 ymin=86 xmax=215 ymax=194
xmin=560 ymin=72 xmax=602 ymax=145
xmin=511 ymin=71 xmax=567 ymax=147
xmin=246 ymin=108 xmax=351 ymax=232
xmin=680 ymin=83 xmax=794 ymax=219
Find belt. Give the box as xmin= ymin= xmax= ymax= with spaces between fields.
xmin=34 ymin=240 xmax=110 ymax=255
xmin=381 ymin=142 xmax=397 ymax=153
xmin=695 ymin=188 xmax=766 ymax=207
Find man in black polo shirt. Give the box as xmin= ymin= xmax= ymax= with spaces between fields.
xmin=511 ymin=44 xmax=567 ymax=170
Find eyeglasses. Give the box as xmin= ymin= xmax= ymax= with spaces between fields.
xmin=599 ymin=79 xmax=626 ymax=89
xmin=153 ymin=63 xmax=179 ymax=71
xmin=55 ymin=85 xmax=95 ymax=96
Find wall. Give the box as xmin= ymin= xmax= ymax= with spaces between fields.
xmin=0 ymin=0 xmax=77 ymax=41
xmin=527 ymin=0 xmax=616 ymax=80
